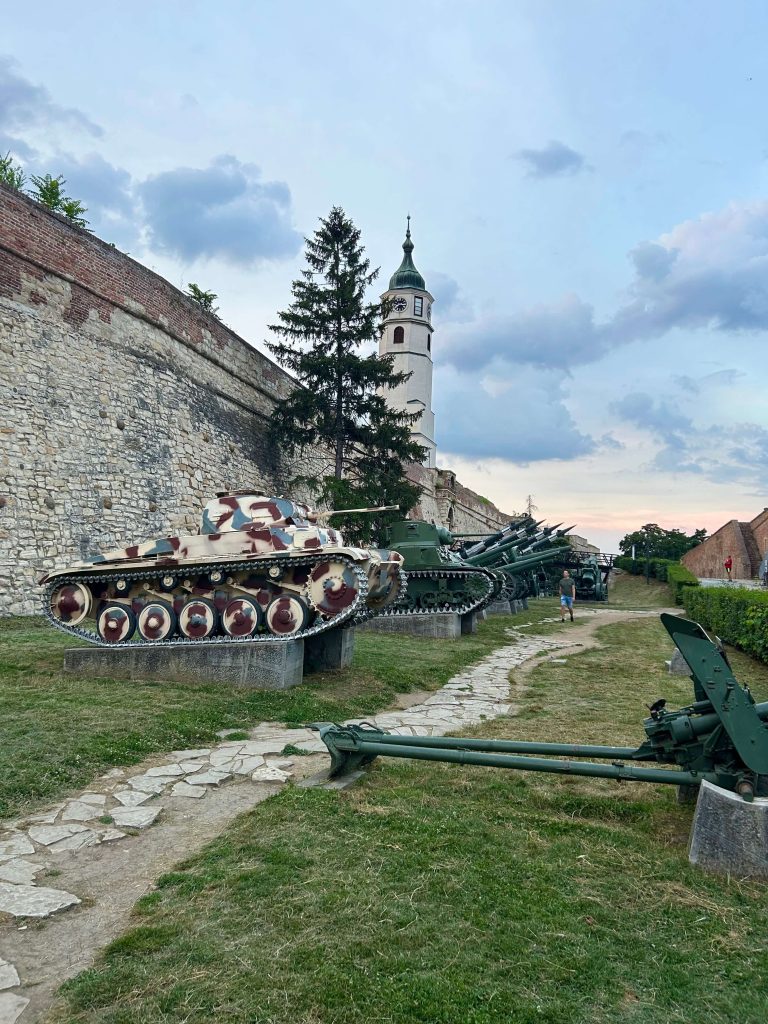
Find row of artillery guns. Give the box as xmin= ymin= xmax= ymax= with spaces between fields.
xmin=377 ymin=515 xmax=574 ymax=615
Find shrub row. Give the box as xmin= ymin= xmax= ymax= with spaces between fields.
xmin=665 ymin=564 xmax=700 ymax=604
xmin=682 ymin=586 xmax=768 ymax=664
xmin=613 ymin=555 xmax=676 ymax=581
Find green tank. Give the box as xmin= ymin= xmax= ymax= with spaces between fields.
xmin=382 ymin=520 xmax=501 ymax=616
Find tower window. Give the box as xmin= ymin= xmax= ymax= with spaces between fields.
xmin=427 ymin=334 xmax=431 ymax=352
xmin=393 ymin=326 xmax=404 ymax=344
xmin=414 ymin=296 xmax=423 ymax=316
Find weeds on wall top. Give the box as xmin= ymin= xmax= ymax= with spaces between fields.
xmin=1 ymin=153 xmax=89 ymax=228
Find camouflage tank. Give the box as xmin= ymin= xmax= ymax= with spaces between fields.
xmin=40 ymin=494 xmax=405 ymax=646
xmin=380 ymin=520 xmax=501 ymax=616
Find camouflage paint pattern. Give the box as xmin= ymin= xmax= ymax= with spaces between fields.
xmin=41 ymin=492 xmax=405 ymax=644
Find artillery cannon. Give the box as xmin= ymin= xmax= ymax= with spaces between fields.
xmin=572 ymin=555 xmax=610 ymax=602
xmin=41 ymin=494 xmax=405 ymax=646
xmin=313 ymin=614 xmax=768 ymax=801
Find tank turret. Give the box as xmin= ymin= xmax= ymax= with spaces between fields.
xmin=41 ymin=493 xmax=404 ymax=645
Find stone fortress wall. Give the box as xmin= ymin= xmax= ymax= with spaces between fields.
xmin=0 ymin=184 xmax=516 ymax=615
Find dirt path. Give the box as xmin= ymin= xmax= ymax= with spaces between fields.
xmin=0 ymin=605 xmax=675 ymax=1023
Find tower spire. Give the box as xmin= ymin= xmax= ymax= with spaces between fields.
xmin=389 ymin=215 xmax=424 ymax=289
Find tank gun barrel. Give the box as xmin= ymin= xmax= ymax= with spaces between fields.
xmin=325 ymin=505 xmax=400 ymax=516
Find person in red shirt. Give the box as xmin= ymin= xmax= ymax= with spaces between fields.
xmin=724 ymin=555 xmax=733 ymax=580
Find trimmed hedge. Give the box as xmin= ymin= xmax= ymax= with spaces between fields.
xmin=666 ymin=564 xmax=700 ymax=604
xmin=613 ymin=555 xmax=677 ymax=580
xmin=682 ymin=586 xmax=768 ymax=664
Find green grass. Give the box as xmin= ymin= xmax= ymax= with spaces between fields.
xmin=0 ymin=606 xmax=555 ymax=821
xmin=603 ymin=571 xmax=671 ymax=609
xmin=49 ymin=589 xmax=768 ymax=1024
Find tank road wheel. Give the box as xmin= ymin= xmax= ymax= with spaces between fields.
xmin=50 ymin=582 xmax=92 ymax=626
xmin=97 ymin=604 xmax=137 ymax=644
xmin=307 ymin=562 xmax=360 ymax=618
xmin=137 ymin=600 xmax=177 ymax=642
xmin=157 ymin=574 xmax=178 ymax=594
xmin=265 ymin=595 xmax=310 ymax=637
xmin=221 ymin=597 xmax=263 ymax=639
xmin=178 ymin=598 xmax=219 ymax=640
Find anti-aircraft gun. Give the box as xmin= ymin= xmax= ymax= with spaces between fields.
xmin=314 ymin=613 xmax=768 ymax=802
xmin=461 ymin=523 xmax=575 ymax=601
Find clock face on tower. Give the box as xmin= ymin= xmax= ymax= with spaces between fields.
xmin=393 ymin=296 xmax=407 ymax=312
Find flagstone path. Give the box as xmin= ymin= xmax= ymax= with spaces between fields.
xmin=0 ymin=607 xmax=668 ymax=1022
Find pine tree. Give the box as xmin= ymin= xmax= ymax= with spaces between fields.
xmin=267 ymin=206 xmax=425 ymax=541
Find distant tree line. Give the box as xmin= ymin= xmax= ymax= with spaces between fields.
xmin=619 ymin=523 xmax=707 ymax=560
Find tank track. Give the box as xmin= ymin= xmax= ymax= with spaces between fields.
xmin=382 ymin=566 xmax=496 ymax=617
xmin=43 ymin=553 xmax=370 ymax=647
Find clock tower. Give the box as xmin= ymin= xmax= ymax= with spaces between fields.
xmin=379 ymin=218 xmax=437 ymax=468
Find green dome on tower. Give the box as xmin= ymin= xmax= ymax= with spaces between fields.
xmin=388 ymin=217 xmax=426 ymax=290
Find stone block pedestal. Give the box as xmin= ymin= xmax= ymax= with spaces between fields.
xmin=360 ymin=611 xmax=475 ymax=639
xmin=486 ymin=600 xmax=512 ymax=616
xmin=63 ymin=627 xmax=355 ymax=690
xmin=688 ymin=780 xmax=768 ymax=878
xmin=666 ymin=648 xmax=690 ymax=675
xmin=304 ymin=627 xmax=355 ymax=673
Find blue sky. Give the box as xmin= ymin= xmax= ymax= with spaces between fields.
xmin=3 ymin=1 xmax=768 ymax=551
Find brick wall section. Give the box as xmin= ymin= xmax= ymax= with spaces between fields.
xmin=682 ymin=509 xmax=768 ymax=580
xmin=682 ymin=520 xmax=751 ymax=579
xmin=750 ymin=509 xmax=768 ymax=561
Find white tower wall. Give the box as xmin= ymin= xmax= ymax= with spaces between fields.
xmin=379 ymin=290 xmax=436 ymax=467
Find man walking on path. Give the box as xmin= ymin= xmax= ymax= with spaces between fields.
xmin=724 ymin=555 xmax=733 ymax=581
xmin=559 ymin=570 xmax=575 ymax=622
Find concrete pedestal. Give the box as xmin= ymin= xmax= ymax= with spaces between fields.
xmin=666 ymin=648 xmax=690 ymax=675
xmin=486 ymin=600 xmax=512 ymax=616
xmin=688 ymin=780 xmax=768 ymax=878
xmin=63 ymin=627 xmax=356 ymax=689
xmin=65 ymin=640 xmax=304 ymax=689
xmin=360 ymin=611 xmax=472 ymax=639
xmin=304 ymin=627 xmax=355 ymax=673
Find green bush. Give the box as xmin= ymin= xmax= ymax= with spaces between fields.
xmin=613 ymin=555 xmax=676 ymax=580
xmin=666 ymin=564 xmax=700 ymax=604
xmin=682 ymin=586 xmax=768 ymax=664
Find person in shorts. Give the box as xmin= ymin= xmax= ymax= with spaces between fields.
xmin=559 ymin=570 xmax=575 ymax=622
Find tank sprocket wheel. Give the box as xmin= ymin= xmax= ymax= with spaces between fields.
xmin=265 ymin=595 xmax=310 ymax=636
xmin=221 ymin=597 xmax=263 ymax=639
xmin=137 ymin=600 xmax=177 ymax=642
xmin=97 ymin=603 xmax=137 ymax=644
xmin=178 ymin=598 xmax=219 ymax=640
xmin=50 ymin=582 xmax=92 ymax=626
xmin=307 ymin=563 xmax=360 ymax=616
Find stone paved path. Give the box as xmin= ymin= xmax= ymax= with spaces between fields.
xmin=0 ymin=608 xmax=661 ymax=1022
